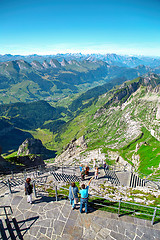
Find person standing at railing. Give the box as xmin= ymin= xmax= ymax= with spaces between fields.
xmin=25 ymin=178 xmax=33 ymax=204
xmin=69 ymin=182 xmax=79 ymax=210
xmin=79 ymin=176 xmax=94 ymax=214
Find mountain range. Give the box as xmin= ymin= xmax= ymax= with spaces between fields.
xmin=0 ymin=53 xmax=160 ymax=68
xmin=0 ymin=55 xmax=160 ymax=179
xmin=1 ymin=57 xmax=160 ymax=104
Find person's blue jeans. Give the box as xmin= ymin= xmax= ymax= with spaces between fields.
xmin=70 ymin=198 xmax=75 ymax=208
xmin=80 ymin=198 xmax=88 ymax=213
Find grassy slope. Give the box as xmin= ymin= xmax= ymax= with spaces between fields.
xmin=48 ymin=79 xmax=160 ymax=179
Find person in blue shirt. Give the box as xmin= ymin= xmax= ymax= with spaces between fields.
xmin=69 ymin=182 xmax=79 ymax=210
xmin=79 ymin=177 xmax=94 ymax=214
xmin=79 ymin=164 xmax=83 ymax=173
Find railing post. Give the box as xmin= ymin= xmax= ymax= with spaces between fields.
xmin=151 ymin=207 xmax=157 ymax=225
xmin=33 ymin=181 xmax=37 ymax=198
xmin=118 ymin=198 xmax=122 ymax=217
xmin=55 ymin=185 xmax=58 ymax=201
xmin=8 ymin=179 xmax=12 ymax=194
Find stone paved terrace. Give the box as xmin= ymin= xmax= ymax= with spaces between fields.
xmin=0 ymin=187 xmax=160 ymax=240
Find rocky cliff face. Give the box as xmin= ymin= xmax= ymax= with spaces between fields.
xmin=54 ymin=135 xmax=88 ymax=165
xmin=17 ymin=138 xmax=47 ymax=156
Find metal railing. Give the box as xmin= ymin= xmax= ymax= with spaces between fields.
xmin=54 ymin=186 xmax=160 ymax=225
xmin=0 ymin=163 xmax=79 ymax=180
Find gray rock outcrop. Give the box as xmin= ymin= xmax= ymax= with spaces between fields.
xmin=17 ymin=138 xmax=46 ymax=156
xmin=55 ymin=135 xmax=87 ymax=164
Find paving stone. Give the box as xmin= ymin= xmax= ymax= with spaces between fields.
xmin=90 ymin=222 xmax=102 ymax=233
xmin=136 ymin=228 xmax=143 ymax=238
xmin=71 ymin=226 xmax=83 ymax=239
xmin=92 ymin=216 xmax=108 ymax=228
xmin=83 ymin=229 xmax=96 ymax=240
xmin=141 ymin=233 xmax=154 ymax=240
xmin=38 ymin=235 xmax=50 ymax=240
xmin=53 ymin=219 xmax=65 ymax=235
xmin=61 ymin=203 xmax=71 ymax=218
xmin=121 ymin=221 xmax=137 ymax=233
xmin=57 ymin=234 xmax=72 ymax=240
xmin=30 ymin=204 xmax=40 ymax=212
xmin=50 ymin=219 xmax=55 ymax=228
xmin=36 ymin=219 xmax=51 ymax=227
xmin=24 ymin=234 xmax=37 ymax=240
xmin=137 ymin=225 xmax=158 ymax=238
xmin=39 ymin=226 xmax=47 ymax=234
xmin=110 ymin=230 xmax=125 ymax=240
xmin=58 ymin=212 xmax=67 ymax=222
xmin=28 ymin=225 xmax=40 ymax=236
xmin=96 ymin=228 xmax=110 ymax=239
xmin=75 ymin=214 xmax=92 ymax=229
xmin=106 ymin=222 xmax=119 ymax=233
xmin=134 ymin=217 xmax=146 ymax=226
xmin=43 ymin=202 xmax=58 ymax=211
xmin=134 ymin=236 xmax=141 ymax=240
xmin=153 ymin=223 xmax=160 ymax=230
xmin=24 ymin=210 xmax=38 ymax=220
xmin=46 ymin=227 xmax=53 ymax=238
xmin=123 ymin=236 xmax=131 ymax=240
xmin=45 ymin=207 xmax=60 ymax=219
xmin=106 ymin=236 xmax=115 ymax=240
xmin=69 ymin=209 xmax=79 ymax=220
xmin=63 ymin=218 xmax=76 ymax=235
xmin=117 ymin=223 xmax=126 ymax=235
xmin=94 ymin=210 xmax=112 ymax=218
xmin=51 ymin=234 xmax=57 ymax=240
xmin=11 ymin=196 xmax=23 ymax=205
xmin=125 ymin=229 xmax=136 ymax=239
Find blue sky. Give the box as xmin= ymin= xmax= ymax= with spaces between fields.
xmin=0 ymin=0 xmax=160 ymax=56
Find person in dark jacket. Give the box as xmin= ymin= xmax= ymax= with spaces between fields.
xmin=25 ymin=178 xmax=33 ymax=204
xmin=69 ymin=182 xmax=79 ymax=210
xmin=85 ymin=165 xmax=89 ymax=176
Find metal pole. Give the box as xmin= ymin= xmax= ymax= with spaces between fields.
xmin=151 ymin=207 xmax=157 ymax=225
xmin=11 ymin=171 xmax=14 ymax=179
xmin=8 ymin=179 xmax=12 ymax=194
xmin=55 ymin=185 xmax=58 ymax=202
xmin=118 ymin=199 xmax=121 ymax=217
xmin=33 ymin=181 xmax=37 ymax=198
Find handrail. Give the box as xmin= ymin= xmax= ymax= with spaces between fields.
xmin=57 ymin=186 xmax=160 ymax=225
xmin=0 ymin=163 xmax=80 ymax=178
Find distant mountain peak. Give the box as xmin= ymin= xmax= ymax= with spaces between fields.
xmin=50 ymin=59 xmax=61 ymax=68
xmin=31 ymin=60 xmax=44 ymax=70
xmin=61 ymin=59 xmax=69 ymax=66
xmin=43 ymin=60 xmax=51 ymax=68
